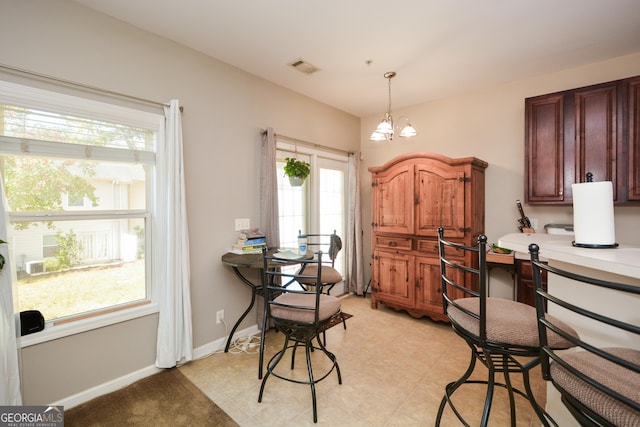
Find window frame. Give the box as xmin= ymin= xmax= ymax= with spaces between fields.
xmin=0 ymin=80 xmax=163 ymax=347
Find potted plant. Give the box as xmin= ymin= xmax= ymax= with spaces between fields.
xmin=283 ymin=157 xmax=310 ymax=186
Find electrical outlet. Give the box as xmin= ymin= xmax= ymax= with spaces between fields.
xmin=529 ymin=218 xmax=538 ymax=230
xmin=216 ymin=310 xmax=224 ymax=324
xmin=235 ymin=218 xmax=250 ymax=231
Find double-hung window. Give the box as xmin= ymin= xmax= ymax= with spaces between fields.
xmin=0 ymin=80 xmax=163 ymax=344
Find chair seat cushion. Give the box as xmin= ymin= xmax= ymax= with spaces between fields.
xmin=271 ymin=293 xmax=341 ymax=323
xmin=551 ymin=347 xmax=640 ymax=426
xmin=297 ymin=266 xmax=343 ymax=285
xmin=449 ymin=297 xmax=578 ymax=349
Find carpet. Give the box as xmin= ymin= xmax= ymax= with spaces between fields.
xmin=65 ymin=368 xmax=238 ymax=426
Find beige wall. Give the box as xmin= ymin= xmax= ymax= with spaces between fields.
xmin=360 ymin=53 xmax=640 ymax=297
xmin=1 ymin=0 xmax=359 ymax=404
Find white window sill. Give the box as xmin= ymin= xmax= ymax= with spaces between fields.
xmin=19 ymin=302 xmax=159 ymax=348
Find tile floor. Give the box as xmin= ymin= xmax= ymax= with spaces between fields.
xmin=179 ymin=295 xmax=548 ymax=426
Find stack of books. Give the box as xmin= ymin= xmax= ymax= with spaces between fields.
xmin=231 ymin=229 xmax=266 ymax=254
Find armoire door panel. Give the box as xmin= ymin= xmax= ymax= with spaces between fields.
xmin=415 ymin=165 xmax=465 ymax=238
xmin=414 ymin=256 xmax=444 ymax=312
xmin=374 ymin=250 xmax=414 ymax=306
xmin=373 ymin=164 xmax=414 ymax=234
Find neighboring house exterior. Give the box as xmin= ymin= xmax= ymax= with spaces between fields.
xmin=12 ymin=163 xmax=145 ymax=274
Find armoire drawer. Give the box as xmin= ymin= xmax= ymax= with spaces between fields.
xmin=416 ymin=239 xmax=439 ymax=255
xmin=374 ymin=235 xmax=412 ymax=251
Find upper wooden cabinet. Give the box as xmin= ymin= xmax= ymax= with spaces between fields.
xmin=525 ymin=76 xmax=639 ymax=204
xmin=629 ymin=77 xmax=640 ymax=201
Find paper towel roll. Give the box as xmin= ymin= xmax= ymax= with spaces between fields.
xmin=572 ymin=181 xmax=617 ymax=246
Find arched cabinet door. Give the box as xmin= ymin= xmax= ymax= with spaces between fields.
xmin=415 ymin=162 xmax=465 ymax=239
xmin=371 ymin=162 xmax=414 ymax=235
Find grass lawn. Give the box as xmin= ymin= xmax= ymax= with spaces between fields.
xmin=17 ymin=259 xmax=145 ymax=321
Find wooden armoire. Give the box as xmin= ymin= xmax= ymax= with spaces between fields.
xmin=368 ymin=152 xmax=488 ymax=322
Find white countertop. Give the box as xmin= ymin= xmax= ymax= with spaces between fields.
xmin=498 ymin=233 xmax=640 ymax=280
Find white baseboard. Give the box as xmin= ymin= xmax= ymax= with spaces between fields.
xmin=51 ymin=365 xmax=162 ymax=410
xmin=53 ymin=324 xmax=259 ymax=409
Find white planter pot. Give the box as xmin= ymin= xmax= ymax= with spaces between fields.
xmin=288 ymin=176 xmax=305 ymax=186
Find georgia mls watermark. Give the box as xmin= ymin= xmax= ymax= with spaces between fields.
xmin=0 ymin=406 xmax=63 ymax=427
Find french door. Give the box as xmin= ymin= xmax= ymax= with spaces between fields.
xmin=276 ymin=145 xmax=348 ymax=279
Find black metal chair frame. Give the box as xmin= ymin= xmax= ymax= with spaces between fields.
xmin=529 ymin=243 xmax=640 ymax=427
xmin=298 ymin=230 xmax=348 ymax=336
xmin=258 ymin=248 xmax=343 ymax=423
xmin=298 ymin=230 xmax=343 ymax=294
xmin=436 ymin=228 xmax=553 ymax=426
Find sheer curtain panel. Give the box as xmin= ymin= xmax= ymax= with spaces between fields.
xmin=347 ymin=152 xmax=364 ymax=295
xmin=260 ymin=128 xmax=280 ymax=247
xmin=155 ymin=100 xmax=193 ymax=368
xmin=0 ymin=176 xmax=21 ymax=404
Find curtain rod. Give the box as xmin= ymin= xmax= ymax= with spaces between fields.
xmin=0 ymin=63 xmax=183 ymax=112
xmin=262 ymin=129 xmax=352 ymax=156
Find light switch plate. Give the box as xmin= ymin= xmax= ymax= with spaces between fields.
xmin=235 ymin=218 xmax=250 ymax=231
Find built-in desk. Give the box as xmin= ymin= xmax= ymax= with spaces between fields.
xmin=498 ymin=233 xmax=640 ymax=280
xmin=498 ymin=233 xmax=640 ymax=427
xmin=486 ymin=250 xmax=517 ymax=299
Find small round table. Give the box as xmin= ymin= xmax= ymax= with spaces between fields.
xmin=220 ymin=249 xmax=311 ymax=352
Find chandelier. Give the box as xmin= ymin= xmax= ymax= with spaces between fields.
xmin=369 ymin=71 xmax=418 ymax=142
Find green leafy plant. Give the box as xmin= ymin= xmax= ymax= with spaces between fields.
xmin=54 ymin=230 xmax=85 ymax=270
xmin=283 ymin=157 xmax=310 ymax=179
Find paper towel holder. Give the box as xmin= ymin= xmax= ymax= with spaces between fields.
xmin=572 ymin=242 xmax=619 ymax=248
xmin=571 ymin=172 xmax=619 ymax=249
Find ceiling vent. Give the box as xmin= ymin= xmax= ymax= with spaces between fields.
xmin=288 ymin=58 xmax=319 ymax=75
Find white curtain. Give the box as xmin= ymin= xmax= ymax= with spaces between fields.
xmin=347 ymin=152 xmax=365 ymax=295
xmin=155 ymin=100 xmax=193 ymax=368
xmin=260 ymin=128 xmax=280 ymax=248
xmin=0 ymin=176 xmax=22 ymax=404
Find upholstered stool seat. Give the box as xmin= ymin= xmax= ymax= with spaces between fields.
xmin=270 ymin=293 xmax=341 ymax=323
xmin=296 ymin=265 xmax=343 ymax=287
xmin=551 ymin=348 xmax=640 ymax=426
xmin=449 ymin=297 xmax=577 ymax=348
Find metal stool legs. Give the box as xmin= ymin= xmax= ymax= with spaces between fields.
xmin=435 ymin=341 xmax=555 ymax=427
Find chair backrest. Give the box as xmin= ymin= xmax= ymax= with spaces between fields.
xmin=298 ymin=230 xmax=342 ymax=265
xmin=529 ymin=243 xmax=640 ymax=425
xmin=437 ymin=227 xmax=488 ymax=342
xmin=262 ymin=248 xmax=327 ymax=328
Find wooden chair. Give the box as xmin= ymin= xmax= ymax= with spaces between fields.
xmin=436 ymin=228 xmax=578 ymax=426
xmin=529 ymin=243 xmax=640 ymax=426
xmin=258 ymin=248 xmax=343 ymax=423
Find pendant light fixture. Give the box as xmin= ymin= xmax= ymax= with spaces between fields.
xmin=369 ymin=71 xmax=418 ymax=142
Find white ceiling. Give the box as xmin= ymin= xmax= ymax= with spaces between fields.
xmin=73 ymin=0 xmax=640 ymax=118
